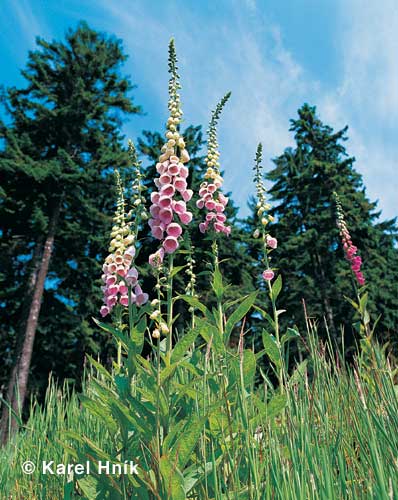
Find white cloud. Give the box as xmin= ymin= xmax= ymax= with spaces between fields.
xmin=7 ymin=0 xmax=50 ymax=47
xmin=96 ymin=0 xmax=397 ymax=220
xmin=316 ymin=0 xmax=398 ymax=220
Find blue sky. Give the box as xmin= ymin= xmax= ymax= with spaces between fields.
xmin=1 ymin=0 xmax=397 ymax=219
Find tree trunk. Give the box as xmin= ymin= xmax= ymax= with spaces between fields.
xmin=0 ymin=237 xmax=43 ymax=442
xmin=0 ymin=199 xmax=61 ymax=444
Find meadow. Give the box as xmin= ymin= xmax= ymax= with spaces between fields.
xmin=2 ymin=323 xmax=398 ymax=499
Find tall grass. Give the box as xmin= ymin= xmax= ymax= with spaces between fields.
xmin=2 ymin=326 xmax=398 ymax=499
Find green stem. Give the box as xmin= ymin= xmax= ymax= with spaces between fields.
xmin=263 ymin=232 xmax=284 ymax=392
xmin=154 ymin=272 xmax=163 ymax=463
xmin=115 ymin=307 xmax=123 ymax=370
xmin=166 ymin=253 xmax=174 ymax=364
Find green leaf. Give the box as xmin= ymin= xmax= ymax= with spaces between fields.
xmin=170 ymin=265 xmax=187 ymax=278
xmin=266 ymin=393 xmax=287 ymax=419
xmin=110 ymin=399 xmax=146 ymax=435
xmin=159 ymin=456 xmax=186 ymax=500
xmin=196 ymin=317 xmax=224 ymax=354
xmin=209 ymin=410 xmax=229 ymax=437
xmin=79 ymin=395 xmax=117 ymax=434
xmin=92 ymin=317 xmax=123 ymax=339
xmin=77 ymin=477 xmax=100 ymax=499
xmin=281 ymin=327 xmax=300 ymax=345
xmin=160 ymin=363 xmax=179 ymax=384
xmin=253 ymin=393 xmax=287 ymax=421
xmin=261 ymin=329 xmax=281 ymax=367
xmin=225 ymin=292 xmax=258 ymax=339
xmin=212 ymin=266 xmax=224 ymax=300
xmin=359 ymin=291 xmax=368 ymax=312
xmin=114 ymin=374 xmax=129 ymax=399
xmin=270 ymin=274 xmax=282 ymax=301
xmin=171 ymin=328 xmax=199 ymax=363
xmin=232 ymin=349 xmax=256 ymax=387
xmin=253 ymin=305 xmax=275 ymax=329
xmin=131 ymin=316 xmax=146 ymax=355
xmin=170 ymin=416 xmax=207 ymax=470
xmin=344 ymin=295 xmax=359 ymax=311
xmin=288 ymin=360 xmax=308 ymax=386
xmin=178 ymin=295 xmax=208 ymax=315
xmin=86 ymin=355 xmax=112 ymax=381
xmin=163 ymin=419 xmax=186 ymax=453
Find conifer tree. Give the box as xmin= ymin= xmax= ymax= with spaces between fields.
xmin=0 ymin=22 xmax=140 ymax=441
xmin=262 ymin=104 xmax=398 ymax=346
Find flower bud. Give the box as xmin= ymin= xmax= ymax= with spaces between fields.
xmin=160 ymin=322 xmax=170 ymax=334
xmin=152 ymin=329 xmax=160 ymax=339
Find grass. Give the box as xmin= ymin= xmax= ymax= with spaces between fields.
xmin=1 ymin=324 xmax=398 ymax=500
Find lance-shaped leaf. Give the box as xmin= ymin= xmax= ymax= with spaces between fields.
xmin=225 ymin=292 xmax=258 ymax=340
xmin=261 ymin=329 xmax=282 ymax=367
xmin=170 ymin=415 xmax=207 ymax=470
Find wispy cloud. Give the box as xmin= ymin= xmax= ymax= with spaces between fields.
xmin=96 ymin=0 xmax=318 ymax=213
xmin=9 ymin=0 xmax=394 ymax=219
xmin=5 ymin=0 xmax=50 ymax=50
xmin=317 ymin=0 xmax=398 ymax=220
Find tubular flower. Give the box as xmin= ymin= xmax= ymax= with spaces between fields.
xmin=253 ymin=144 xmax=277 ymax=283
xmin=100 ymin=169 xmax=148 ymax=317
xmin=334 ymin=193 xmax=365 ymax=286
xmin=197 ymin=92 xmax=231 ymax=236
xmin=148 ymin=39 xmax=192 ymax=260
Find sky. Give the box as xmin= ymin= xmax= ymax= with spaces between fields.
xmin=1 ymin=0 xmax=397 ymax=220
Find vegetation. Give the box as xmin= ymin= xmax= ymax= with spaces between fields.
xmin=0 ymin=25 xmax=397 ymax=500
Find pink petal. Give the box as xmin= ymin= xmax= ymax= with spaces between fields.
xmin=181 ymin=189 xmax=193 ymax=202
xmin=150 ymin=205 xmax=160 ymax=217
xmin=136 ymin=293 xmax=149 ymax=306
xmin=156 ymin=162 xmax=166 ymax=174
xmin=174 ymin=178 xmax=187 ymax=192
xmin=151 ymin=192 xmax=160 ymax=204
xmin=178 ymin=211 xmax=193 ymax=225
xmin=163 ymin=236 xmax=179 ymax=254
xmin=151 ymin=225 xmax=164 ymax=240
xmin=100 ymin=305 xmax=110 ymax=317
xmin=173 ymin=200 xmax=187 ymax=214
xmin=119 ymin=295 xmax=129 ymax=306
xmin=159 ymin=173 xmax=172 ymax=185
xmin=179 ymin=165 xmax=189 ymax=178
xmin=106 ymin=275 xmax=117 ymax=286
xmin=262 ymin=269 xmax=274 ymax=281
xmin=160 ymin=184 xmax=175 ymax=197
xmin=168 ymin=163 xmax=180 ymax=176
xmin=167 ymin=222 xmax=182 ymax=238
xmin=159 ymin=196 xmax=172 ymax=208
xmin=116 ymin=266 xmax=126 ymax=277
xmin=158 ymin=208 xmax=173 ymax=225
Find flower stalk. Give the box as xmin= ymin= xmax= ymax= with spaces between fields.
xmin=253 ymin=143 xmax=284 ymax=390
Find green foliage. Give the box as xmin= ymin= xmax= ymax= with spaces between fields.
xmin=3 ymin=329 xmax=398 ymax=499
xmin=0 ymin=22 xmax=141 ymax=395
xmin=247 ymin=103 xmax=398 ymax=350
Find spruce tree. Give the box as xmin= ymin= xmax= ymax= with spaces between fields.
xmin=262 ymin=104 xmax=398 ymax=346
xmin=0 ymin=22 xmax=140 ymax=441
